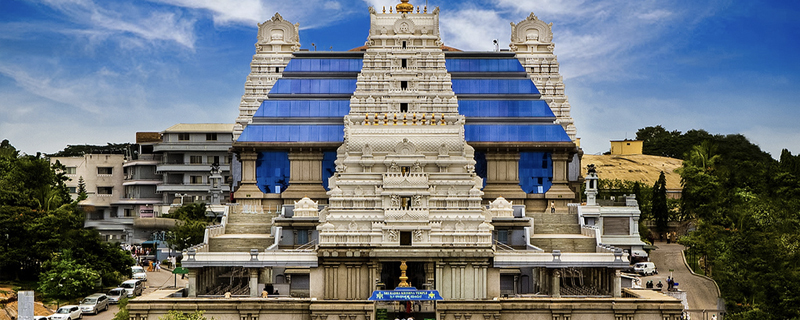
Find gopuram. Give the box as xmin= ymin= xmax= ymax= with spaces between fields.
xmin=128 ymin=1 xmax=684 ymax=319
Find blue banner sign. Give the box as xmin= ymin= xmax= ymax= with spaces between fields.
xmin=368 ymin=289 xmax=443 ymax=301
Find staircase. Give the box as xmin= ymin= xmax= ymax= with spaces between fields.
xmin=208 ymin=211 xmax=275 ymax=252
xmin=529 ymin=212 xmax=596 ymax=253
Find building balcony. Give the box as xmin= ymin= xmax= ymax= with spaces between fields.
xmin=156 ymin=184 xmax=231 ymax=193
xmin=157 ymin=163 xmax=231 ymax=172
xmin=113 ymin=198 xmax=163 ymax=205
xmin=122 ymin=179 xmax=162 ymax=186
xmin=153 ymin=143 xmax=231 ymax=152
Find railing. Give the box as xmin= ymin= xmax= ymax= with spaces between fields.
xmin=494 ymin=239 xmax=515 ymax=252
xmin=287 ymin=238 xmax=318 ymax=252
xmin=523 ymin=226 xmax=545 ymax=252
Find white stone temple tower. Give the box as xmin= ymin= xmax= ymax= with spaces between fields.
xmin=319 ymin=2 xmax=493 ymax=249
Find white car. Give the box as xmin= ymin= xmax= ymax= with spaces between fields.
xmin=50 ymin=305 xmax=82 ymax=320
xmin=634 ymin=262 xmax=658 ymax=276
xmin=132 ymin=266 xmax=147 ymax=281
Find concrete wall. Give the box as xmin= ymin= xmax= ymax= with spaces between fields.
xmin=128 ymin=296 xmax=684 ymax=320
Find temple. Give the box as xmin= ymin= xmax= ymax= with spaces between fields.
xmin=128 ymin=2 xmax=683 ymax=319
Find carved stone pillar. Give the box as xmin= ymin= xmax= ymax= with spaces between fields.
xmin=613 ymin=269 xmax=622 ymax=298
xmin=187 ymin=268 xmax=198 ymax=297
xmin=545 ymin=151 xmax=575 ymax=207
xmin=282 ymin=150 xmax=328 ymax=200
xmin=482 ymin=152 xmax=527 ymax=200
xmin=234 ymin=151 xmax=265 ymax=205
xmin=550 ymin=269 xmax=561 ymax=298
xmin=249 ymin=268 xmax=259 ymax=297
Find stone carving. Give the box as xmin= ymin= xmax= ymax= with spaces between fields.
xmin=413 ymin=195 xmax=422 ymax=207
xmin=348 ymin=221 xmax=358 ymax=231
xmin=293 ymin=197 xmax=319 ymax=217
xmin=394 ymin=19 xmax=416 ymax=35
xmin=390 ymin=194 xmax=401 ymax=207
xmin=387 ymin=229 xmax=398 ymax=241
xmin=488 ymin=197 xmax=514 ymax=217
xmin=395 ymin=138 xmax=417 ymax=155
xmin=439 ymin=143 xmax=449 ymax=156
xmin=362 ymin=143 xmax=372 ymax=156
xmin=389 ymin=161 xmax=400 ymax=172
xmin=412 ymin=161 xmax=422 ymax=172
xmin=509 ymin=12 xmax=553 ymax=44
xmin=413 ymin=229 xmax=424 ymax=242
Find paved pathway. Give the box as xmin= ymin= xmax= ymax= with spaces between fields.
xmin=644 ymin=242 xmax=722 ymax=319
xmin=91 ymin=269 xmax=187 ymax=320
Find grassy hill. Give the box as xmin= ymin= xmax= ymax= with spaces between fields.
xmin=581 ymin=154 xmax=683 ymax=190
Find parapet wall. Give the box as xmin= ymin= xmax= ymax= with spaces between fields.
xmin=128 ymin=294 xmax=684 ymax=320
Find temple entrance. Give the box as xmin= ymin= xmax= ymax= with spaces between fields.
xmin=375 ymin=303 xmax=436 ymax=320
xmin=381 ymin=261 xmax=427 ymax=290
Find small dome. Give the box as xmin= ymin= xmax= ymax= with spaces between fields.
xmin=396 ymin=0 xmax=413 ymax=13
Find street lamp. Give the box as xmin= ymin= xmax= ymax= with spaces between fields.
xmin=174 ymin=193 xmax=188 ymax=206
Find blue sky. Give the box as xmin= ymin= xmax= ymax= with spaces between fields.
xmin=1 ymin=0 xmax=799 ymax=158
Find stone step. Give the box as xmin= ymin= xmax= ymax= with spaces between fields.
xmin=225 ymin=223 xmax=272 ymax=235
xmin=208 ymin=234 xmax=274 ymax=252
xmin=534 ymin=223 xmax=581 ymax=234
xmin=530 ymin=234 xmax=597 ymax=253
xmin=529 ymin=212 xmax=579 ymax=225
xmin=226 ymin=213 xmax=274 ymax=224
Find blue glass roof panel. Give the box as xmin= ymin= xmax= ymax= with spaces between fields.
xmin=458 ymin=100 xmax=555 ymax=118
xmin=464 ymin=124 xmax=571 ymax=142
xmin=451 ymin=79 xmax=539 ymax=95
xmin=238 ymin=124 xmax=344 ymax=142
xmin=254 ymin=100 xmax=350 ymax=118
xmin=445 ymin=59 xmax=526 ymax=72
xmin=270 ymin=79 xmax=357 ymax=94
xmin=284 ymin=59 xmax=363 ymax=72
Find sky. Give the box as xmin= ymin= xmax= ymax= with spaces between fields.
xmin=1 ymin=0 xmax=799 ymax=158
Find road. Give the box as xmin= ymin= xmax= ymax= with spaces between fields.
xmin=644 ymin=242 xmax=722 ymax=320
xmin=89 ymin=269 xmax=187 ymax=320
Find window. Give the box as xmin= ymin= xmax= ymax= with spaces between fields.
xmin=190 ymin=156 xmax=203 ymax=164
xmin=402 ymin=41 xmax=407 ymax=49
xmin=400 ymin=81 xmax=408 ymax=89
xmin=296 ymin=230 xmax=309 ymax=245
xmin=206 ymin=133 xmax=217 ymax=141
xmin=190 ymin=176 xmax=203 ymax=184
xmin=178 ymin=133 xmax=190 ymax=141
xmin=68 ymin=187 xmax=77 ymax=193
xmin=97 ymin=187 xmax=113 ymax=194
xmin=400 ymin=103 xmax=408 ymax=112
xmin=124 ymin=209 xmax=133 ymax=217
xmin=275 ymin=67 xmax=280 ymax=73
xmin=65 ymin=167 xmax=77 ymax=174
xmin=400 ymin=231 xmax=412 ymax=245
xmin=401 ymin=59 xmax=407 ymax=68
xmin=497 ymin=230 xmax=509 ymax=244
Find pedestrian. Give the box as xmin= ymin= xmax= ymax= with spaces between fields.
xmin=656 ymin=281 xmax=663 ymax=290
xmin=550 ymin=201 xmax=556 ymax=213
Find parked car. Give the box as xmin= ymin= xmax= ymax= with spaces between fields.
xmin=107 ymin=288 xmax=126 ymax=304
xmin=34 ymin=316 xmax=49 ymax=320
xmin=633 ymin=262 xmax=658 ymax=276
xmin=132 ymin=266 xmax=147 ymax=281
xmin=79 ymin=293 xmax=109 ymax=314
xmin=120 ymin=279 xmax=143 ymax=297
xmin=50 ymin=305 xmax=81 ymax=320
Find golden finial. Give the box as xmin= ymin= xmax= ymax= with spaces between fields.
xmin=383 ymin=6 xmax=386 ymax=13
xmin=396 ymin=0 xmax=414 ymax=13
xmin=390 ymin=6 xmax=393 ymax=13
xmin=424 ymin=5 xmax=427 ymax=13
xmin=398 ymin=260 xmax=411 ymax=287
xmin=417 ymin=6 xmax=420 ymax=13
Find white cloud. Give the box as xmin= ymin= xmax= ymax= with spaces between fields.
xmin=35 ymin=0 xmax=197 ymax=49
xmin=440 ymin=8 xmax=508 ymax=51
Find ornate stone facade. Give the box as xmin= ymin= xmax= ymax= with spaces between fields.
xmin=319 ymin=7 xmax=493 ymax=248
xmin=233 ymin=13 xmax=301 ymax=139
xmin=510 ymin=13 xmax=577 ymax=140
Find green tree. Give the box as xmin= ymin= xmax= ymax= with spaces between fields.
xmin=38 ymin=250 xmax=101 ymax=304
xmin=165 ymin=203 xmax=213 ymax=251
xmin=652 ymin=171 xmax=668 ymax=234
xmin=77 ymin=176 xmax=87 ymax=201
